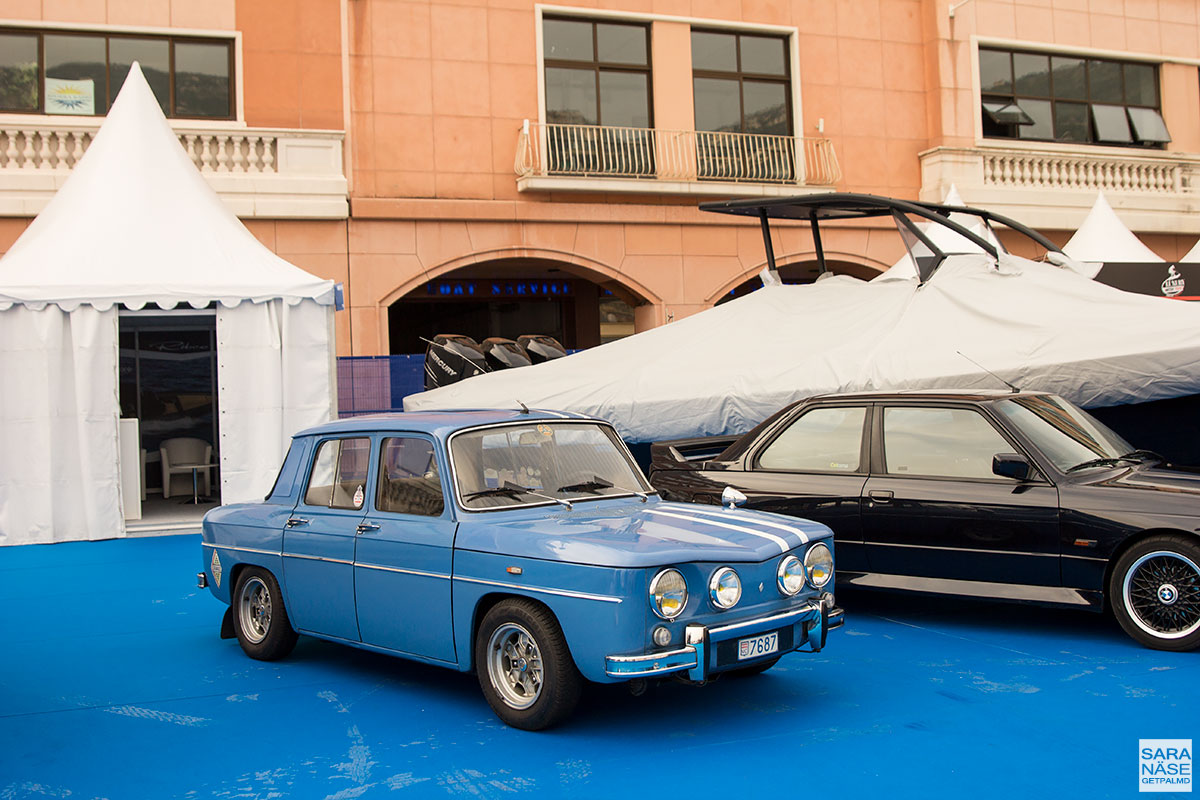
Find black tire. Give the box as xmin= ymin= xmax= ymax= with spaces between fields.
xmin=475 ymin=599 xmax=583 ymax=730
xmin=725 ymin=656 xmax=781 ymax=677
xmin=1110 ymin=534 xmax=1200 ymax=652
xmin=231 ymin=567 xmax=298 ymax=661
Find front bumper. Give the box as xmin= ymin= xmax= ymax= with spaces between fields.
xmin=604 ymin=592 xmax=843 ymax=681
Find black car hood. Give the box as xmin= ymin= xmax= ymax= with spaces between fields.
xmin=1099 ymin=464 xmax=1200 ymax=495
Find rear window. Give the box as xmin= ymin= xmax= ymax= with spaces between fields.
xmin=757 ymin=406 xmax=866 ymax=472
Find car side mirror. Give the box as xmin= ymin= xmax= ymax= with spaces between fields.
xmin=721 ymin=486 xmax=747 ymax=509
xmin=992 ymin=453 xmax=1033 ymax=482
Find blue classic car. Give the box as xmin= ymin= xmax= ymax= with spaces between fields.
xmin=198 ymin=410 xmax=841 ymax=729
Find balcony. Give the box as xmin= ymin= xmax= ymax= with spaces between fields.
xmin=514 ymin=121 xmax=841 ymax=197
xmin=920 ymin=143 xmax=1200 ymax=234
xmin=0 ymin=121 xmax=347 ymax=218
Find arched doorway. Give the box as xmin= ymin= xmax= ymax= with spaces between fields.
xmin=386 ymin=257 xmax=648 ymax=355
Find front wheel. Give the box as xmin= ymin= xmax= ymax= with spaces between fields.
xmin=231 ymin=567 xmax=298 ymax=661
xmin=1110 ymin=535 xmax=1200 ymax=651
xmin=475 ymin=599 xmax=582 ymax=730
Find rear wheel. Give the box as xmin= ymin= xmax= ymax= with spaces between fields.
xmin=232 ymin=567 xmax=298 ymax=661
xmin=475 ymin=599 xmax=582 ymax=730
xmin=1110 ymin=535 xmax=1200 ymax=651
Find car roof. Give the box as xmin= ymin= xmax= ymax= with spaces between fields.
xmin=804 ymin=389 xmax=1053 ymax=402
xmin=294 ymin=409 xmax=598 ymax=439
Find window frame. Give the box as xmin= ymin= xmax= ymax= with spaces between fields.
xmin=977 ymin=44 xmax=1167 ymax=149
xmin=690 ymin=27 xmax=793 ymax=135
xmin=375 ymin=434 xmax=448 ymax=519
xmin=302 ymin=436 xmax=375 ymax=511
xmin=751 ymin=403 xmax=871 ymax=476
xmin=542 ymin=15 xmax=654 ymax=129
xmin=0 ymin=25 xmax=236 ymax=120
xmin=873 ymin=403 xmax=1042 ymax=484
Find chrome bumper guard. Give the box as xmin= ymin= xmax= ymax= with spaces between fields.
xmin=605 ymin=592 xmax=842 ymax=680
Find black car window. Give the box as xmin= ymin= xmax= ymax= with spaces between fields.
xmin=304 ymin=437 xmax=371 ymax=509
xmin=993 ymin=395 xmax=1131 ymax=472
xmin=882 ymin=407 xmax=1012 ymax=480
xmin=758 ymin=406 xmax=866 ymax=472
xmin=377 ymin=437 xmax=444 ymax=517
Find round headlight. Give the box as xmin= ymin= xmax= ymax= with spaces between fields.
xmin=777 ymin=554 xmax=805 ymax=596
xmin=649 ymin=568 xmax=688 ymax=619
xmin=805 ymin=542 xmax=833 ymax=589
xmin=709 ymin=567 xmax=742 ymax=609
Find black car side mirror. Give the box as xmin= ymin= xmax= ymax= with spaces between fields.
xmin=993 ymin=453 xmax=1033 ymax=481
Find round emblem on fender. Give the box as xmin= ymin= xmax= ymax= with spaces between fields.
xmin=1158 ymin=583 xmax=1179 ymax=605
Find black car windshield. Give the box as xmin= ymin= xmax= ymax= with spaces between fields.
xmin=451 ymin=421 xmax=651 ymax=509
xmin=993 ymin=395 xmax=1133 ymax=473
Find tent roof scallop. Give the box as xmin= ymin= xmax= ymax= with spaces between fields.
xmin=0 ymin=63 xmax=335 ymax=312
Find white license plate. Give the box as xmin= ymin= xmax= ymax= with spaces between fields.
xmin=737 ymin=631 xmax=779 ymax=661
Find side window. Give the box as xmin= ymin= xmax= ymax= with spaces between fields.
xmin=883 ymin=407 xmax=1012 ymax=480
xmin=377 ymin=437 xmax=445 ymax=517
xmin=758 ymin=406 xmax=866 ymax=472
xmin=304 ymin=437 xmax=371 ymax=509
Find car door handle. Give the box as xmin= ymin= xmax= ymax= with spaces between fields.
xmin=356 ymin=522 xmax=381 ymax=535
xmin=867 ymin=490 xmax=893 ymax=503
xmin=286 ymin=517 xmax=310 ymax=528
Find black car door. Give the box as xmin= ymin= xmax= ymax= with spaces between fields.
xmin=729 ymin=403 xmax=870 ymax=572
xmin=860 ymin=404 xmax=1060 ymax=587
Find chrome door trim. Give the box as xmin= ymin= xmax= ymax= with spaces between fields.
xmin=453 ymin=575 xmax=622 ymax=604
xmin=355 ymin=562 xmax=450 ymax=580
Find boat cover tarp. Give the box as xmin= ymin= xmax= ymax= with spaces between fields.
xmin=405 ymin=253 xmax=1200 ymax=443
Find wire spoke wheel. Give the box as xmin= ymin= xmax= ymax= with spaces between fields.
xmin=1123 ymin=550 xmax=1200 ymax=639
xmin=237 ymin=576 xmax=272 ymax=645
xmin=487 ymin=623 xmax=544 ymax=709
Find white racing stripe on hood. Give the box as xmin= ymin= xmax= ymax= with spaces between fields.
xmin=669 ymin=505 xmax=811 ymax=547
xmin=644 ymin=508 xmax=792 ymax=554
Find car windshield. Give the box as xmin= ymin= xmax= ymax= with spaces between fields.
xmin=993 ymin=395 xmax=1133 ymax=473
xmin=450 ymin=421 xmax=652 ymax=509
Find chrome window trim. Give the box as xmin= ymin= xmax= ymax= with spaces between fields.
xmin=355 ymin=562 xmax=450 ymax=580
xmin=445 ymin=418 xmax=655 ymax=514
xmin=453 ymin=574 xmax=623 ymax=604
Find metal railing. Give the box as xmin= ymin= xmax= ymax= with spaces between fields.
xmin=515 ymin=121 xmax=841 ymax=186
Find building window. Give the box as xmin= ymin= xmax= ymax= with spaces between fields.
xmin=979 ymin=47 xmax=1169 ymax=147
xmin=0 ymin=28 xmax=234 ymax=119
xmin=542 ymin=17 xmax=653 ymax=176
xmin=690 ymin=29 xmax=793 ymax=182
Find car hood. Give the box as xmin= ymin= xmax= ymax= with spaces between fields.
xmin=454 ymin=499 xmax=831 ymax=568
xmin=1098 ymin=464 xmax=1200 ymax=495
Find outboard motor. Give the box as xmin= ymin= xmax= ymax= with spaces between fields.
xmin=517 ymin=334 xmax=567 ymax=364
xmin=423 ymin=334 xmax=490 ymax=390
xmin=482 ymin=337 xmax=532 ymax=370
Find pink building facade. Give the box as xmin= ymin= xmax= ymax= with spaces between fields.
xmin=3 ymin=0 xmax=1200 ymax=356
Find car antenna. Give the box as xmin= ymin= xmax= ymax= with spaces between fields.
xmin=517 ymin=400 xmax=529 ymax=414
xmin=956 ymin=351 xmax=1019 ymax=393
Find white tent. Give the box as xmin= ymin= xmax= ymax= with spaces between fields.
xmin=0 ymin=64 xmax=337 ymax=545
xmin=405 ymin=251 xmax=1200 ymax=444
xmin=1063 ymin=192 xmax=1162 ymax=273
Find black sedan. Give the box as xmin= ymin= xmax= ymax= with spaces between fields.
xmin=649 ymin=390 xmax=1200 ymax=651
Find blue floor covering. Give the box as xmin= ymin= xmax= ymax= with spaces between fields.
xmin=0 ymin=534 xmax=1194 ymax=799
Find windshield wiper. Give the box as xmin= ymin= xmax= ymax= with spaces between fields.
xmin=1121 ymin=449 xmax=1164 ymax=463
xmin=556 ymin=476 xmax=614 ymax=493
xmin=556 ymin=475 xmax=650 ymax=502
xmin=465 ymin=481 xmax=572 ymax=509
xmin=1066 ymin=456 xmax=1136 ymax=473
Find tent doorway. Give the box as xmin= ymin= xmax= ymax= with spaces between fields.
xmin=118 ymin=309 xmax=219 ymax=527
